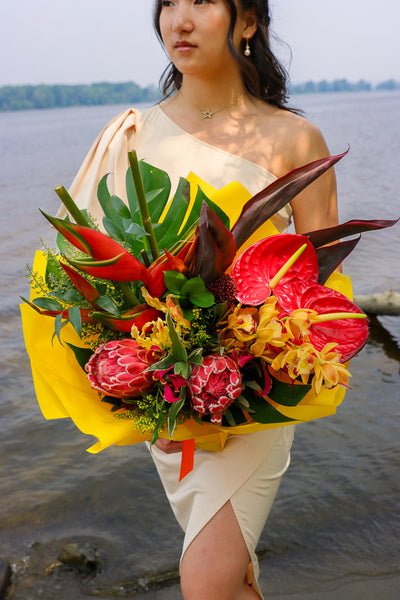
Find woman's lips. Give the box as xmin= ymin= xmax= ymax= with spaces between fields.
xmin=174 ymin=41 xmax=197 ymax=52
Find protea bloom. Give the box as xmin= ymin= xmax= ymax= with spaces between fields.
xmin=85 ymin=339 xmax=161 ymax=398
xmin=188 ymin=353 xmax=242 ymax=424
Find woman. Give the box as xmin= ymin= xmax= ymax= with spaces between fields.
xmin=66 ymin=1 xmax=339 ymax=598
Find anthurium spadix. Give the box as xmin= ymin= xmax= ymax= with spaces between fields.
xmin=41 ymin=212 xmax=149 ymax=284
xmin=273 ymin=280 xmax=369 ymax=362
xmin=231 ymin=234 xmax=319 ymax=305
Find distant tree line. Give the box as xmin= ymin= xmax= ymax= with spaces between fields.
xmin=291 ymin=78 xmax=400 ymax=95
xmin=0 ymin=81 xmax=161 ymax=112
xmin=0 ymin=78 xmax=399 ymax=111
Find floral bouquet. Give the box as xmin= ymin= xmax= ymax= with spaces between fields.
xmin=20 ymin=150 xmax=397 ymax=477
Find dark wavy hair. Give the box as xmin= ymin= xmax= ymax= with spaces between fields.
xmin=153 ymin=0 xmax=292 ymax=111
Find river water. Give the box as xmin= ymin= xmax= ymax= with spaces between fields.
xmin=1 ymin=92 xmax=399 ymax=599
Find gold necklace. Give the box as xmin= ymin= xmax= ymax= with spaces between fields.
xmin=179 ymin=91 xmax=245 ymax=119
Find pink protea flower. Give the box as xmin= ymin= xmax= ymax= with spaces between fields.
xmin=85 ymin=339 xmax=160 ymax=398
xmin=188 ymin=353 xmax=242 ymax=424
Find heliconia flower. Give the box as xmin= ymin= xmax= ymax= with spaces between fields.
xmin=22 ymin=297 xmax=97 ymax=323
xmin=274 ymin=280 xmax=369 ymax=361
xmin=146 ymin=250 xmax=188 ymax=298
xmin=92 ymin=305 xmax=159 ymax=333
xmin=231 ymin=234 xmax=319 ymax=305
xmin=41 ymin=212 xmax=149 ymax=283
xmin=60 ymin=262 xmax=100 ymax=305
xmin=85 ymin=339 xmax=162 ymax=398
xmin=188 ymin=353 xmax=242 ymax=424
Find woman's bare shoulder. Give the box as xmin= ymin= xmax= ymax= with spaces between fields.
xmin=253 ymin=103 xmax=331 ymax=175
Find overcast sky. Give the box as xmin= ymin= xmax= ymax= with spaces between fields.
xmin=1 ymin=0 xmax=399 ymax=88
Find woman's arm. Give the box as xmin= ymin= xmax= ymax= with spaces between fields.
xmin=289 ymin=120 xmax=339 ymax=234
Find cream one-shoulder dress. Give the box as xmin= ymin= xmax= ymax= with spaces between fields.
xmin=65 ymin=104 xmax=295 ymax=598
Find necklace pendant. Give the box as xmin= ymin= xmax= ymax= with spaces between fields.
xmin=201 ymin=109 xmax=214 ymax=119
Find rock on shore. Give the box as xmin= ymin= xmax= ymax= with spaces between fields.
xmin=0 ymin=558 xmax=11 ymax=599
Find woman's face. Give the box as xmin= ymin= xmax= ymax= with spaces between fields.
xmin=158 ymin=0 xmax=247 ymax=78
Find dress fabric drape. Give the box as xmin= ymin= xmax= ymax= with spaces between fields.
xmin=65 ymin=104 xmax=295 ymax=598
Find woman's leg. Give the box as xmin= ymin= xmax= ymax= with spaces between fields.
xmin=180 ymin=500 xmax=261 ymax=600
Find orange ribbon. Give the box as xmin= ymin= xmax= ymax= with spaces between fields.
xmin=179 ymin=438 xmax=196 ymax=481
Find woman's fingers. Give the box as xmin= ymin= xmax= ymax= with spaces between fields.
xmin=154 ymin=438 xmax=184 ymax=453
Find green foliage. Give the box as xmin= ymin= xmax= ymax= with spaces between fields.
xmin=114 ymin=392 xmax=169 ymax=441
xmin=0 ymin=81 xmax=161 ymax=112
xmin=290 ymin=78 xmax=399 ymax=95
xmin=164 ymin=271 xmax=215 ymax=321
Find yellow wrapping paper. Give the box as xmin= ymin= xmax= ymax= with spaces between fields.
xmin=21 ymin=177 xmax=352 ymax=453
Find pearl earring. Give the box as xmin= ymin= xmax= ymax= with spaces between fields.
xmin=244 ymin=38 xmax=251 ymax=57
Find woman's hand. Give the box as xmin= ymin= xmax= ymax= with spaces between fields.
xmin=154 ymin=438 xmax=183 ymax=453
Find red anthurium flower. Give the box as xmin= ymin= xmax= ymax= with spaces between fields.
xmin=42 ymin=212 xmax=149 ymax=283
xmin=274 ymin=280 xmax=369 ymax=361
xmin=231 ymin=234 xmax=319 ymax=306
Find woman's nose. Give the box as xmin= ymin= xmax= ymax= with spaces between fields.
xmin=172 ymin=4 xmax=194 ymax=33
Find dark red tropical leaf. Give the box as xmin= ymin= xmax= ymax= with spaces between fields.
xmin=274 ymin=280 xmax=369 ymax=361
xmin=194 ymin=202 xmax=237 ymax=283
xmin=316 ymin=237 xmax=360 ymax=284
xmin=231 ymin=234 xmax=318 ymax=305
xmin=231 ymin=150 xmax=349 ymax=250
xmin=305 ymin=218 xmax=399 ymax=249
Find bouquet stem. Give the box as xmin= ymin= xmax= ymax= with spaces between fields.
xmin=118 ymin=282 xmax=140 ymax=306
xmin=128 ymin=150 xmax=160 ymax=261
xmin=54 ymin=185 xmax=90 ymax=227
